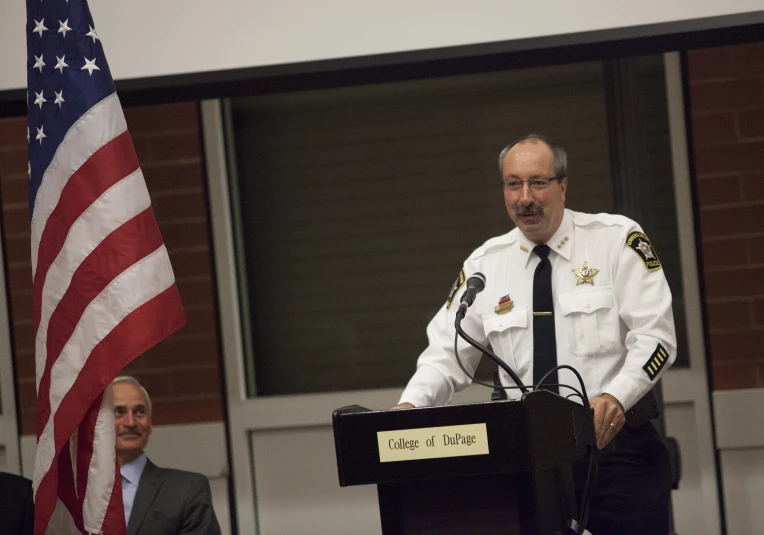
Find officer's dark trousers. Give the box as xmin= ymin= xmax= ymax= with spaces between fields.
xmin=572 ymin=422 xmax=672 ymax=535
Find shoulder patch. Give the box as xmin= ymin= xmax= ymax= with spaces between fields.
xmin=446 ymin=269 xmax=466 ymax=310
xmin=626 ymin=231 xmax=662 ymax=271
xmin=643 ymin=343 xmax=670 ymax=380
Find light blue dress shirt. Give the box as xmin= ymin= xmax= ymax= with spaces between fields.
xmin=121 ymin=453 xmax=148 ymax=527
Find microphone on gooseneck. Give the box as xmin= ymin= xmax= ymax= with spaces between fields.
xmin=457 ymin=272 xmax=486 ymax=316
xmin=452 ymin=272 xmax=529 ymax=394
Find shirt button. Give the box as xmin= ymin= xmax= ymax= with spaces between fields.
xmin=585 ymin=304 xmax=591 ymax=309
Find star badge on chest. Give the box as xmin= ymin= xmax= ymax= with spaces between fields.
xmin=572 ymin=261 xmax=599 ymax=286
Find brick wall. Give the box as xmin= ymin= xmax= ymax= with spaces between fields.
xmin=0 ymin=102 xmax=223 ymax=434
xmin=688 ymin=42 xmax=764 ymax=389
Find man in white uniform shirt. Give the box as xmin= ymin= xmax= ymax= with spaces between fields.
xmin=395 ymin=134 xmax=675 ymax=534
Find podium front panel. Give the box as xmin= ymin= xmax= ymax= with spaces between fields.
xmin=334 ymin=400 xmax=530 ymax=486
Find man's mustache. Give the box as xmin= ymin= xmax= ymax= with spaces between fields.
xmin=516 ymin=204 xmax=543 ymax=216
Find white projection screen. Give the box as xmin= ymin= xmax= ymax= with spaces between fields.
xmin=3 ymin=0 xmax=764 ymax=92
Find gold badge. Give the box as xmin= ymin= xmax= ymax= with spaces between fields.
xmin=494 ymin=295 xmax=514 ymax=315
xmin=572 ymin=261 xmax=599 ymax=286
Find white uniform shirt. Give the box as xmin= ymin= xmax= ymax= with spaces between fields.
xmin=399 ymin=209 xmax=677 ymax=412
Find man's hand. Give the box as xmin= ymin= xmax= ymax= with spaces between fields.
xmin=391 ymin=403 xmax=415 ymax=410
xmin=590 ymin=393 xmax=625 ymax=449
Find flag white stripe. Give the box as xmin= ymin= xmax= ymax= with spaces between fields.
xmin=45 ymin=498 xmax=81 ymax=535
xmin=31 ymin=92 xmax=127 ymax=276
xmin=34 ymin=169 xmax=151 ymax=390
xmin=83 ymin=389 xmax=117 ymax=534
xmin=34 ymin=245 xmax=176 ymax=492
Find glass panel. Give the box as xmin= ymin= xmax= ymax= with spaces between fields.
xmin=605 ymin=54 xmax=689 ymax=367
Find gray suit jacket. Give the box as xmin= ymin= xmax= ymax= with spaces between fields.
xmin=127 ymin=459 xmax=221 ymax=535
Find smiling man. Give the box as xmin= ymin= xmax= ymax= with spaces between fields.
xmin=111 ymin=376 xmax=221 ymax=535
xmin=394 ymin=134 xmax=676 ymax=534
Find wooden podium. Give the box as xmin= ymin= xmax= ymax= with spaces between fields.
xmin=332 ymin=390 xmax=594 ymax=535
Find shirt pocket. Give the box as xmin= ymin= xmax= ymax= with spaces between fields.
xmin=558 ymin=287 xmax=618 ymax=357
xmin=481 ymin=307 xmax=530 ymax=376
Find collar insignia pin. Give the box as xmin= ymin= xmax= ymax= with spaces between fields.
xmin=572 ymin=261 xmax=599 ymax=286
xmin=557 ymin=236 xmax=569 ymax=249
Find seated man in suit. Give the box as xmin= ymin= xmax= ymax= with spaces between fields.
xmin=111 ymin=376 xmax=221 ymax=535
xmin=0 ymin=471 xmax=34 ymax=535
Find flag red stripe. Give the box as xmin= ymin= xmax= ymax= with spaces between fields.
xmin=34 ymin=448 xmax=61 ymax=535
xmin=102 ymin=458 xmax=127 ymax=535
xmin=59 ymin=441 xmax=85 ymax=534
xmin=33 ymin=131 xmax=139 ymax=328
xmin=59 ymin=443 xmax=85 ymax=534
xmin=33 ymin=285 xmax=185 ymax=532
xmin=35 ymin=208 xmax=164 ymax=437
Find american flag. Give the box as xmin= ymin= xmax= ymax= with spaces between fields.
xmin=26 ymin=1 xmax=187 ymax=533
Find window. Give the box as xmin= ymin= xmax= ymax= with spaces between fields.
xmin=226 ymin=56 xmax=684 ymax=397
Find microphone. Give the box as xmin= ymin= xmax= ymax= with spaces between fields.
xmin=452 ymin=271 xmax=528 ymax=393
xmin=457 ymin=272 xmax=486 ymax=316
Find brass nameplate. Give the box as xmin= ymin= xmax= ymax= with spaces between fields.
xmin=377 ymin=423 xmax=489 ymax=463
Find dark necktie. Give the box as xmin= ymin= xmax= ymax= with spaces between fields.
xmin=532 ymin=244 xmax=558 ymax=394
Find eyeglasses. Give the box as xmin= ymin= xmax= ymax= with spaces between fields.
xmin=501 ymin=176 xmax=564 ymax=192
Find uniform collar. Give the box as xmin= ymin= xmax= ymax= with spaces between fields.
xmin=516 ymin=208 xmax=573 ymax=264
xmin=546 ymin=209 xmax=573 ymax=261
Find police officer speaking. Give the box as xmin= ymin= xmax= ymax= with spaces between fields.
xmin=393 ymin=134 xmax=675 ymax=535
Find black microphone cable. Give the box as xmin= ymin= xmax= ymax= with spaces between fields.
xmin=451 ymin=322 xmax=586 ymax=401
xmin=536 ymin=365 xmax=597 ymax=535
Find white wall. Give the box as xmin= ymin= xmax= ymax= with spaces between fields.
xmin=662 ymin=387 xmax=764 ymax=535
xmin=251 ymin=426 xmax=381 ymax=535
xmin=713 ymin=389 xmax=764 ymax=535
xmin=665 ymin=400 xmax=714 ymax=534
xmin=4 ymin=0 xmax=764 ymax=92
